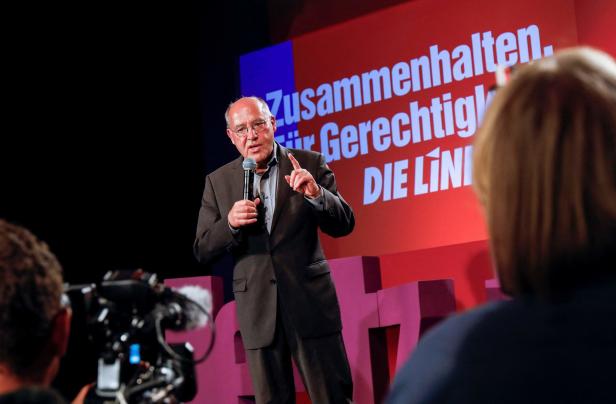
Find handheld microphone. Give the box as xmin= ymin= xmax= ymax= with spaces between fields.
xmin=242 ymin=157 xmax=256 ymax=200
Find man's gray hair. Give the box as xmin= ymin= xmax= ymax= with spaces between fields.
xmin=225 ymin=96 xmax=273 ymax=127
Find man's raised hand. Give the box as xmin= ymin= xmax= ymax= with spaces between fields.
xmin=284 ymin=153 xmax=320 ymax=199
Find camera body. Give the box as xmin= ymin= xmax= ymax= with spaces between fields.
xmin=66 ymin=270 xmax=205 ymax=404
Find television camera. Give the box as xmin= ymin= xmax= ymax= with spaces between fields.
xmin=65 ymin=269 xmax=214 ymax=403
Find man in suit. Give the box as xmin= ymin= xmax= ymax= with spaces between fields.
xmin=194 ymin=96 xmax=354 ymax=403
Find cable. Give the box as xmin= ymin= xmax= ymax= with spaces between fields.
xmin=155 ymin=296 xmax=216 ymax=365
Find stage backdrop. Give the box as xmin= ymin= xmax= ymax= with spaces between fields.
xmin=190 ymin=1 xmax=616 ymax=402
xmin=238 ymin=0 xmax=615 ymax=310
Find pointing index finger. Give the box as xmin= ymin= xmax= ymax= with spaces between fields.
xmin=288 ymin=153 xmax=302 ymax=170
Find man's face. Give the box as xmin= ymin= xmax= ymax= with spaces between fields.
xmin=226 ymin=98 xmax=276 ymax=166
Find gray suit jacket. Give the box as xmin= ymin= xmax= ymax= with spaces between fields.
xmin=194 ymin=144 xmax=354 ymax=349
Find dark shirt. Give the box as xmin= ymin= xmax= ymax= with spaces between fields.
xmin=0 ymin=387 xmax=67 ymax=404
xmin=386 ymin=279 xmax=616 ymax=404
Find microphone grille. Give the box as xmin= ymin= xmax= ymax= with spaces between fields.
xmin=242 ymin=157 xmax=257 ymax=170
xmin=177 ymin=285 xmax=212 ymax=329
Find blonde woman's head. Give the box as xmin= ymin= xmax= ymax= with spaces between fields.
xmin=473 ymin=47 xmax=616 ymax=297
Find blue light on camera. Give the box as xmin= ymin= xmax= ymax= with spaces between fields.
xmin=129 ymin=343 xmax=141 ymax=365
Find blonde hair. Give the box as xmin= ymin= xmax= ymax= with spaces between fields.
xmin=473 ymin=47 xmax=616 ymax=297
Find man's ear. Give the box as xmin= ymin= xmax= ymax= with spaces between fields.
xmin=50 ymin=308 xmax=72 ymax=357
xmin=226 ymin=129 xmax=236 ymax=145
xmin=270 ymin=115 xmax=277 ymax=132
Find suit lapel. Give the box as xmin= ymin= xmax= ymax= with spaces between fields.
xmin=270 ymin=145 xmax=291 ymax=235
xmin=231 ymin=156 xmax=244 ymax=204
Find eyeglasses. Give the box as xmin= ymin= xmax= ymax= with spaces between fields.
xmin=230 ymin=119 xmax=269 ymax=138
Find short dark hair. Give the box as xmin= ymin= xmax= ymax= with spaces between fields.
xmin=0 ymin=219 xmax=64 ymax=380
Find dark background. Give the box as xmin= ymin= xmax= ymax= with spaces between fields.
xmin=3 ymin=0 xmax=271 ymax=285
xmin=2 ymin=0 xmax=408 ymax=286
xmin=0 ymin=0 xmax=424 ymax=399
xmin=3 ymin=1 xmax=408 ymax=398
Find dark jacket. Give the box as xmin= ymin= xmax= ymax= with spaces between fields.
xmin=386 ymin=278 xmax=616 ymax=404
xmin=194 ymin=144 xmax=354 ymax=349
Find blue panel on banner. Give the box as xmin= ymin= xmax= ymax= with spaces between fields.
xmin=240 ymin=41 xmax=297 ymax=139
